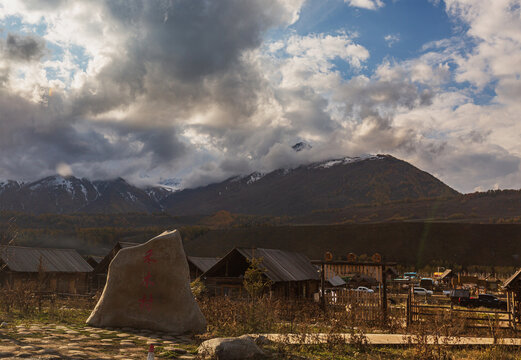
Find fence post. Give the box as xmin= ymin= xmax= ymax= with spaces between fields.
xmin=320 ymin=262 xmax=326 ymax=312
xmin=507 ymin=291 xmax=512 ymax=330
xmin=381 ymin=265 xmax=387 ymax=325
xmin=406 ymin=288 xmax=411 ymax=328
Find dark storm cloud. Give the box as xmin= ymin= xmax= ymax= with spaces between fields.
xmin=5 ymin=33 xmax=46 ymax=61
xmin=106 ymin=0 xmax=289 ymax=80
xmin=0 ymin=87 xmax=186 ymax=180
xmin=70 ymin=0 xmax=293 ymax=130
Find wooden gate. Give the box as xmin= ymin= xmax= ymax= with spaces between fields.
xmin=326 ymin=289 xmax=382 ymax=322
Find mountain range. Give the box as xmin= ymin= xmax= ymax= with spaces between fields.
xmin=0 ymin=154 xmax=458 ymax=215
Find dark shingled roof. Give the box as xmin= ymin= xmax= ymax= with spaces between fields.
xmin=188 ymin=256 xmax=220 ymax=273
xmin=236 ymin=248 xmax=319 ymax=283
xmin=87 ymin=255 xmax=104 ymax=264
xmin=0 ymin=246 xmax=93 ymax=273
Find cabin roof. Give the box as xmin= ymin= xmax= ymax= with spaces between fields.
xmin=187 ymin=256 xmax=220 ymax=273
xmin=0 ymin=246 xmax=93 ymax=273
xmin=504 ymin=268 xmax=521 ymax=289
xmin=227 ymin=247 xmax=320 ymax=282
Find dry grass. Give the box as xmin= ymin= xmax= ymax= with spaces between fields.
xmin=0 ymin=283 xmax=95 ymax=327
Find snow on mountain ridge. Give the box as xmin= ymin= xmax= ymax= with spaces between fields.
xmin=28 ymin=175 xmax=75 ymax=193
xmin=246 ymin=172 xmax=265 ymax=184
xmin=313 ymin=154 xmax=385 ymax=169
xmin=158 ymin=178 xmax=182 ymax=192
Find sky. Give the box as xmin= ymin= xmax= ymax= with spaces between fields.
xmin=0 ymin=0 xmax=521 ymax=193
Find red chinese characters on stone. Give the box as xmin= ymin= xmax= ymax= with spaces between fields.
xmin=138 ymin=294 xmax=153 ymax=311
xmin=139 ymin=249 xmax=157 ymax=311
xmin=143 ymin=249 xmax=157 ymax=264
xmin=143 ymin=272 xmax=154 ymax=287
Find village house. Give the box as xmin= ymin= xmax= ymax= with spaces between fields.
xmin=85 ymin=255 xmax=103 ymax=269
xmin=201 ymin=247 xmax=320 ymax=299
xmin=187 ymin=256 xmax=220 ymax=281
xmin=0 ymin=245 xmax=93 ymax=294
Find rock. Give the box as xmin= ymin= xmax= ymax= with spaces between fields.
xmin=198 ymin=337 xmax=266 ymax=360
xmin=86 ymin=230 xmax=206 ymax=334
xmin=243 ymin=334 xmax=271 ymax=346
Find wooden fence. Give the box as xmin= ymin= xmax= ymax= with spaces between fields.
xmin=407 ymin=295 xmax=513 ymax=329
xmin=325 ymin=289 xmax=382 ymax=322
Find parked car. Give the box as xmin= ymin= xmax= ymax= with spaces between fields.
xmin=474 ymin=294 xmax=507 ymax=310
xmin=404 ymin=272 xmax=418 ymax=280
xmin=413 ymin=287 xmax=433 ymax=296
xmin=354 ymin=286 xmax=374 ymax=293
xmin=451 ymin=291 xmax=507 ymax=310
xmin=420 ymin=278 xmax=434 ymax=290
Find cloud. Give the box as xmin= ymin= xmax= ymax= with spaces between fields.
xmin=4 ymin=33 xmax=46 ymax=61
xmin=0 ymin=0 xmax=521 ymax=195
xmin=56 ymin=162 xmax=73 ymax=177
xmin=344 ymin=0 xmax=384 ymax=10
xmin=384 ymin=34 xmax=400 ymax=47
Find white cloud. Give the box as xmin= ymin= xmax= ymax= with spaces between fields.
xmin=444 ymin=0 xmax=521 ymax=90
xmin=269 ymin=33 xmax=369 ymax=91
xmin=345 ymin=0 xmax=384 ymax=10
xmin=384 ymin=33 xmax=400 ymax=47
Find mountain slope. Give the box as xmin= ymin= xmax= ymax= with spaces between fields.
xmin=0 ymin=154 xmax=459 ymax=215
xmin=161 ymin=155 xmax=459 ymax=216
xmin=0 ymin=176 xmax=163 ymax=214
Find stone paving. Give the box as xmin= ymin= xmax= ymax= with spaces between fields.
xmin=0 ymin=323 xmax=198 ymax=359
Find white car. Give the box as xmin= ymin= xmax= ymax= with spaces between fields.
xmin=354 ymin=286 xmax=374 ymax=293
xmin=413 ymin=287 xmax=433 ymax=296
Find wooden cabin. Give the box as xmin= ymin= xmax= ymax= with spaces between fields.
xmin=0 ymin=245 xmax=93 ymax=294
xmin=85 ymin=255 xmax=103 ymax=269
xmin=502 ymin=269 xmax=521 ymax=329
xmin=187 ymin=256 xmax=220 ymax=281
xmin=201 ymin=247 xmax=320 ymax=299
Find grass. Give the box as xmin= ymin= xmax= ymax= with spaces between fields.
xmin=4 ymin=290 xmax=521 ymax=359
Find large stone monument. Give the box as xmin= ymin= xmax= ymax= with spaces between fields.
xmin=86 ymin=230 xmax=207 ymax=334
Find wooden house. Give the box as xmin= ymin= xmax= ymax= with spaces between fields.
xmin=201 ymin=247 xmax=320 ymax=299
xmin=85 ymin=255 xmax=103 ymax=269
xmin=502 ymin=269 xmax=521 ymax=329
xmin=0 ymin=245 xmax=93 ymax=294
xmin=187 ymin=256 xmax=220 ymax=281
